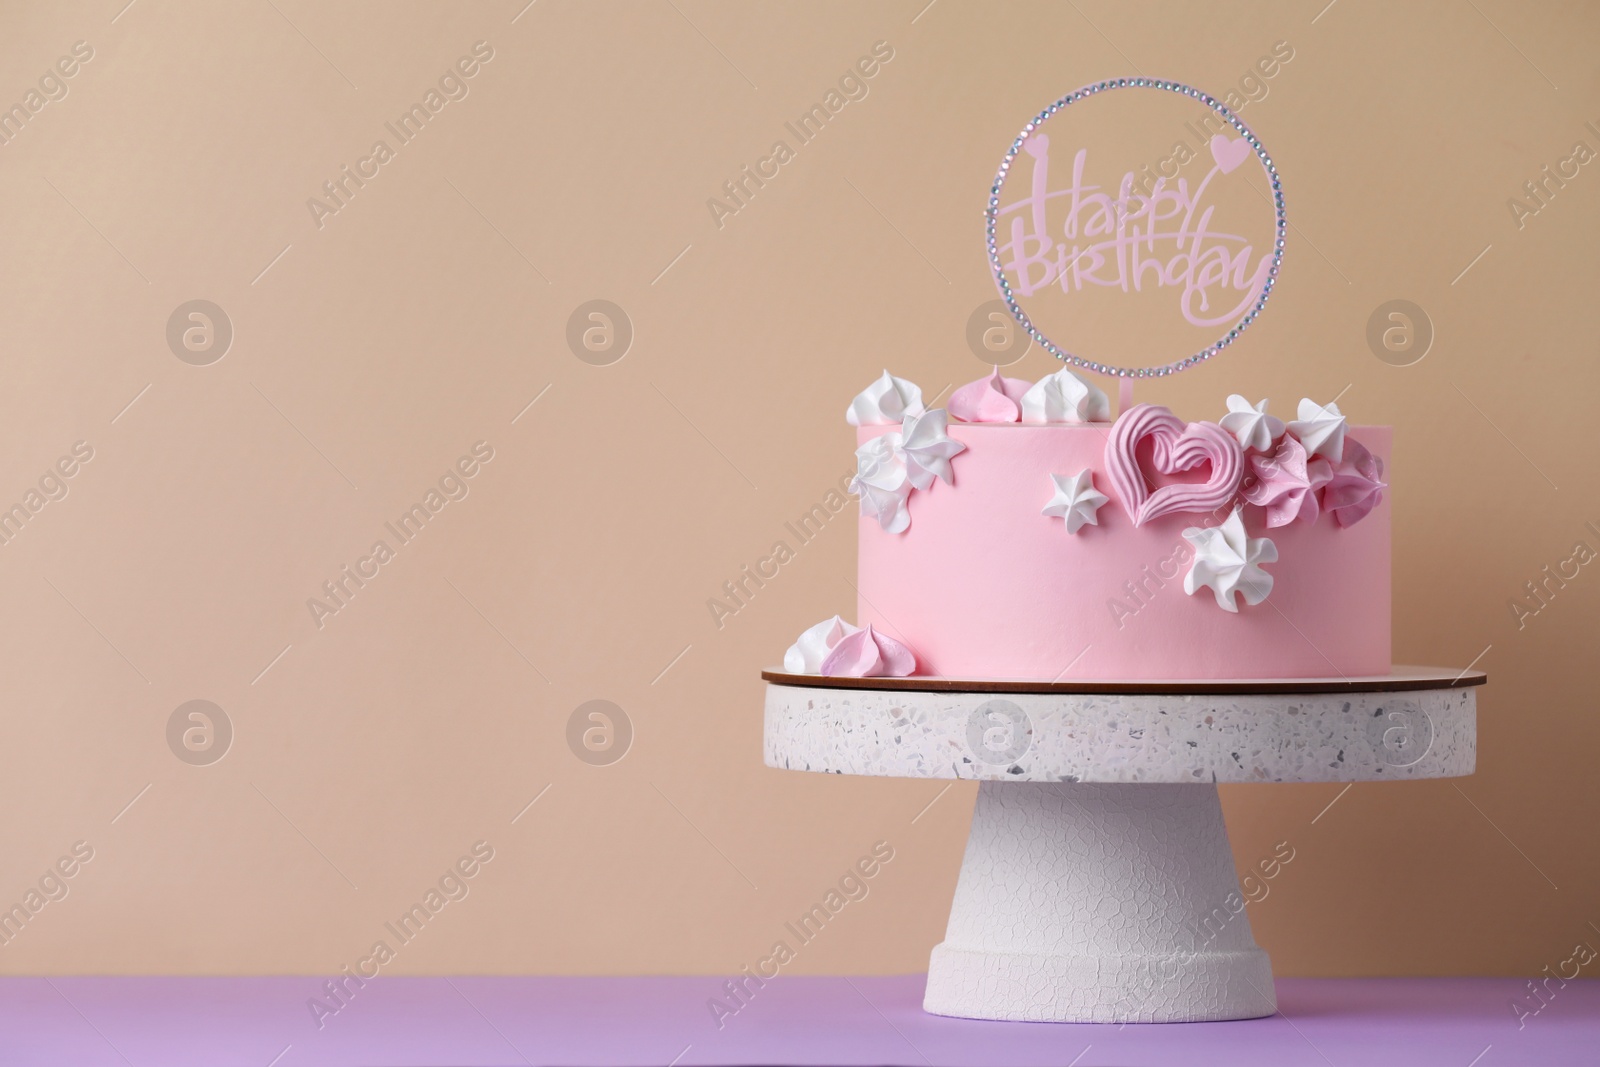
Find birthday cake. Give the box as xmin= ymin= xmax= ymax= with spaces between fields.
xmin=776 ymin=78 xmax=1392 ymax=682
xmin=781 ymin=367 xmax=1389 ymax=681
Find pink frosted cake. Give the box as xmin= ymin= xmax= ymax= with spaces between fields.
xmin=782 ymin=367 xmax=1390 ymax=682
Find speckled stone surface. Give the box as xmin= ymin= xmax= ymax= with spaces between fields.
xmin=764 ymin=683 xmax=1475 ymax=783
xmin=925 ymin=781 xmax=1276 ymax=1023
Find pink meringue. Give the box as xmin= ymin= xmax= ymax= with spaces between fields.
xmin=819 ymin=624 xmax=917 ymax=678
xmin=1241 ymin=435 xmax=1332 ymax=528
xmin=949 ymin=368 xmax=1029 ymax=423
xmin=1322 ymin=436 xmax=1387 ymax=528
xmin=1104 ymin=404 xmax=1245 ymax=526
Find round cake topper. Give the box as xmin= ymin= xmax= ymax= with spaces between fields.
xmin=986 ymin=78 xmax=1285 ymax=379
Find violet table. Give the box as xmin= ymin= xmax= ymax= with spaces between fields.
xmin=763 ymin=666 xmax=1484 ymax=1023
xmin=4 ymin=973 xmax=1595 ymax=1065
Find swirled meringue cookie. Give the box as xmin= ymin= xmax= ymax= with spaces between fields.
xmin=1242 ymin=435 xmax=1330 ymax=527
xmin=1182 ymin=508 xmax=1278 ymax=612
xmin=1286 ymin=398 xmax=1347 ymax=463
xmin=849 ymin=433 xmax=913 ymax=533
xmin=846 ymin=370 xmax=926 ymax=426
xmin=949 ymin=368 xmax=1029 ymax=422
xmin=1219 ymin=394 xmax=1285 ymax=452
xmin=1322 ymin=436 xmax=1387 ymax=527
xmin=783 ymin=615 xmax=861 ymax=673
xmin=819 ymin=623 xmax=916 ymax=678
xmin=900 ymin=409 xmax=965 ymax=490
xmin=1021 ymin=367 xmax=1112 ymax=424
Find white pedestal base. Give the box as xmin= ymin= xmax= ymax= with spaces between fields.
xmin=924 ymin=781 xmax=1276 ymax=1023
xmin=762 ymin=669 xmax=1481 ymax=1023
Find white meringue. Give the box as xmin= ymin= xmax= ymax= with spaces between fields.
xmin=849 ymin=432 xmax=913 ymax=533
xmin=1219 ymin=394 xmax=1285 ymax=452
xmin=900 ymin=409 xmax=966 ymax=490
xmin=1285 ymin=398 xmax=1347 ymax=463
xmin=1021 ymin=367 xmax=1112 ymax=424
xmin=1182 ymin=508 xmax=1278 ymax=612
xmin=1041 ymin=469 xmax=1109 ymax=535
xmin=856 ymin=483 xmax=912 ymax=534
xmin=845 ymin=370 xmax=926 ymax=426
xmin=783 ymin=615 xmax=861 ymax=673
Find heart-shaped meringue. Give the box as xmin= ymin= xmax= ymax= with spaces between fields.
xmin=1105 ymin=404 xmax=1246 ymax=526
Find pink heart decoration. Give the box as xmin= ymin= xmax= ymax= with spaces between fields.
xmin=1104 ymin=404 xmax=1246 ymax=526
xmin=1209 ymin=134 xmax=1251 ymax=175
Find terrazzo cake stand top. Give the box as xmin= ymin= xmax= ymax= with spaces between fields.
xmin=762 ymin=666 xmax=1483 ymax=1024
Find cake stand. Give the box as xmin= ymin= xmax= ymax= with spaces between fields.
xmin=762 ymin=666 xmax=1483 ymax=1023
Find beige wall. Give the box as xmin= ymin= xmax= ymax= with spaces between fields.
xmin=0 ymin=0 xmax=1594 ymax=978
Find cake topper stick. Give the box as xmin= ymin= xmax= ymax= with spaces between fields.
xmin=986 ymin=78 xmax=1286 ymax=380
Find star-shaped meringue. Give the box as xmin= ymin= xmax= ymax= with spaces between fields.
xmin=1285 ymin=398 xmax=1347 ymax=463
xmin=1041 ymin=469 xmax=1110 ymax=535
xmin=849 ymin=432 xmax=913 ymax=533
xmin=900 ymin=408 xmax=966 ymax=490
xmin=1182 ymin=508 xmax=1278 ymax=612
xmin=1219 ymin=394 xmax=1285 ymax=452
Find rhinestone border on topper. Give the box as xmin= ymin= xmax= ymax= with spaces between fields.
xmin=985 ymin=78 xmax=1287 ymax=379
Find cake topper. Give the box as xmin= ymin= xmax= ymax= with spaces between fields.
xmin=986 ymin=79 xmax=1285 ymax=379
